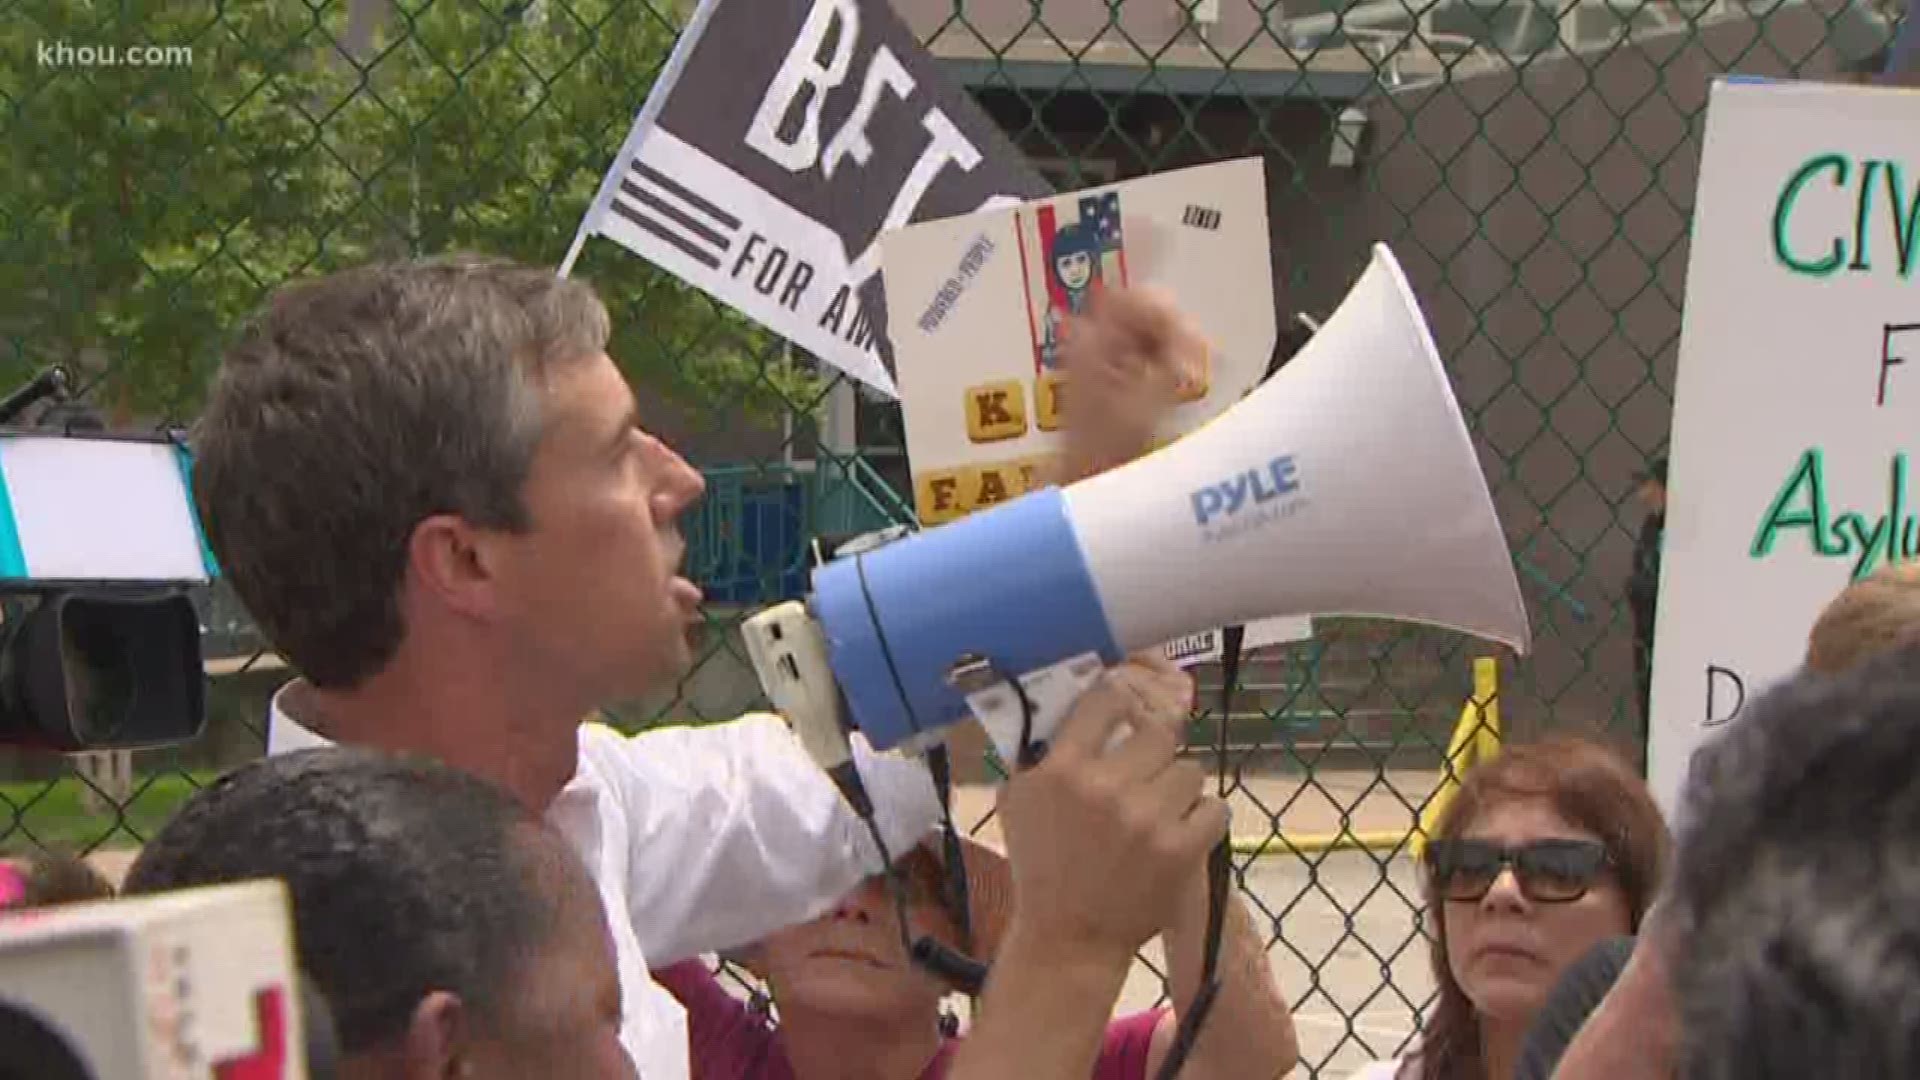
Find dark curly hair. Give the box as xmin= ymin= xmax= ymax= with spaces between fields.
xmin=1669 ymin=641 xmax=1920 ymax=1079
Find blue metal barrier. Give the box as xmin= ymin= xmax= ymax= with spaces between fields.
xmin=688 ymin=458 xmax=913 ymax=606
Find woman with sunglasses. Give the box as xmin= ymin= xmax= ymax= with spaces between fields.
xmin=1347 ymin=735 xmax=1669 ymax=1080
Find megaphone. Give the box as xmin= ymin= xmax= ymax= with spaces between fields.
xmin=743 ymin=243 xmax=1530 ymax=767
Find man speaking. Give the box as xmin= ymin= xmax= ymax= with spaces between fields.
xmin=190 ymin=254 xmax=1219 ymax=1078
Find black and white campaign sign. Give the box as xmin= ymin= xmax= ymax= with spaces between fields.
xmin=560 ymin=0 xmax=1051 ymax=397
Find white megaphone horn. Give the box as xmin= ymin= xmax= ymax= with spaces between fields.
xmin=742 ymin=242 xmax=1531 ymax=768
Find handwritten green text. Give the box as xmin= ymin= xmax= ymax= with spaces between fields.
xmin=1772 ymin=153 xmax=1920 ymax=279
xmin=1751 ymin=448 xmax=1920 ymax=580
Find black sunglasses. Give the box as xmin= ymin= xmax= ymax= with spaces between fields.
xmin=1426 ymin=838 xmax=1613 ymax=903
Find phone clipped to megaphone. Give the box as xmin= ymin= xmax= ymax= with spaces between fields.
xmin=743 ymin=243 xmax=1533 ymax=776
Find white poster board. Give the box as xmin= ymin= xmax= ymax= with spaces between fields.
xmin=1649 ymin=77 xmax=1920 ymax=816
xmin=877 ymin=157 xmax=1312 ymax=661
xmin=0 ymin=880 xmax=306 ymax=1078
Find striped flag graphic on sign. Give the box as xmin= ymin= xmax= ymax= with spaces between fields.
xmin=606 ymin=158 xmax=743 ymax=272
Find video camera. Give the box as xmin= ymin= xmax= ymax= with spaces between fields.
xmin=0 ymin=366 xmax=213 ymax=751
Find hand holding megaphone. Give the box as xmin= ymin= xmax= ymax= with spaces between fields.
xmin=994 ymin=651 xmax=1229 ymax=963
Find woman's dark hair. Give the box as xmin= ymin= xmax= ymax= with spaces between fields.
xmin=122 ymin=747 xmax=565 ymax=1055
xmin=1407 ymin=734 xmax=1670 ymax=1080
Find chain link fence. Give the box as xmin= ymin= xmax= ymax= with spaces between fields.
xmin=1 ymin=0 xmax=1906 ymax=1074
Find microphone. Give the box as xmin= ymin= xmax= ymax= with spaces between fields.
xmin=1512 ymin=935 xmax=1636 ymax=1080
xmin=0 ymin=366 xmax=70 ymax=427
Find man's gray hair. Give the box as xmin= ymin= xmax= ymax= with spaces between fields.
xmin=192 ymin=254 xmax=611 ymax=688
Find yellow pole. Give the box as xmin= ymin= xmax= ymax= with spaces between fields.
xmin=1409 ymin=657 xmax=1500 ymax=860
xmin=1472 ymin=656 xmax=1503 ymax=764
xmin=1229 ymin=657 xmax=1504 ymax=859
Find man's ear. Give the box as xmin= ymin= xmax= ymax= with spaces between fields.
xmin=399 ymin=990 xmax=471 ymax=1079
xmin=408 ymin=513 xmax=501 ymax=619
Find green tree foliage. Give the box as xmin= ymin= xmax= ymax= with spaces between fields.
xmin=1 ymin=0 xmax=819 ymax=427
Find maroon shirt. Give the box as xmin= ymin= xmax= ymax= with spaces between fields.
xmin=655 ymin=960 xmax=1166 ymax=1080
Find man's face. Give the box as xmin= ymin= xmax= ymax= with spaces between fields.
xmin=491 ymin=352 xmax=706 ymax=705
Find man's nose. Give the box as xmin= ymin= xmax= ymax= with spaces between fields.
xmin=648 ymin=436 xmax=706 ymax=510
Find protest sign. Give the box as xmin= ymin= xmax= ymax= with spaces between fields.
xmin=559 ymin=0 xmax=1050 ymax=397
xmin=877 ymin=157 xmax=1312 ymax=662
xmin=1649 ymin=77 xmax=1920 ymax=814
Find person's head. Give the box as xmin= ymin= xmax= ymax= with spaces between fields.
xmin=738 ymin=836 xmax=1010 ymax=1028
xmin=1668 ymin=642 xmax=1920 ymax=1079
xmin=1637 ymin=457 xmax=1667 ymax=513
xmin=1803 ymin=560 xmax=1920 ymax=674
xmin=122 ymin=747 xmax=631 ymax=1080
xmin=0 ymin=852 xmax=113 ymax=912
xmin=1050 ymin=224 xmax=1101 ymax=293
xmin=192 ymin=254 xmax=706 ymax=715
xmin=1414 ymin=735 xmax=1669 ymax=1079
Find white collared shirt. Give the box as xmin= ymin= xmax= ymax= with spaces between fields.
xmin=266 ymin=689 xmax=943 ymax=1080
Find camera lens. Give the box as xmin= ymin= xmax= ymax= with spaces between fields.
xmin=64 ymin=606 xmax=135 ymax=744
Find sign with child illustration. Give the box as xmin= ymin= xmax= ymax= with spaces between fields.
xmin=881 ymin=158 xmax=1267 ymax=526
xmin=1029 ymin=190 xmax=1130 ymax=371
xmin=1650 ymin=77 xmax=1920 ymax=816
xmin=878 ymin=157 xmax=1310 ymax=662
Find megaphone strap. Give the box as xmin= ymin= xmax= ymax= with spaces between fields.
xmin=852 ymin=553 xmax=926 ymax=739
xmin=925 ymin=745 xmax=976 ymax=958
xmin=1148 ymin=628 xmax=1244 ymax=1080
xmin=907 ymin=652 xmax=1042 ymax=999
xmin=854 ymin=804 xmax=989 ymax=997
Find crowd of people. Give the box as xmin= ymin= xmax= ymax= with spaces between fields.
xmin=5 ymin=254 xmax=1919 ymax=1080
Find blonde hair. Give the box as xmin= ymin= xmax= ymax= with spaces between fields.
xmin=1805 ymin=561 xmax=1920 ymax=675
